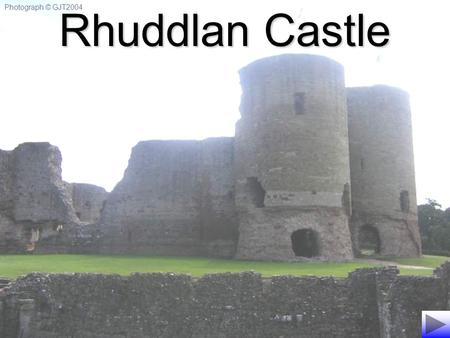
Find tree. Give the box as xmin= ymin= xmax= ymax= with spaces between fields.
xmin=418 ymin=199 xmax=450 ymax=253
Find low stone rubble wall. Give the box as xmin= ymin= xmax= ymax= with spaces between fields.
xmin=2 ymin=263 xmax=449 ymax=338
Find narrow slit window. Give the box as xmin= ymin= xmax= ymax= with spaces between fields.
xmin=400 ymin=190 xmax=410 ymax=212
xmin=294 ymin=92 xmax=305 ymax=115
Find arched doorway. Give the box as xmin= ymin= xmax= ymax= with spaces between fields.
xmin=358 ymin=225 xmax=381 ymax=256
xmin=291 ymin=229 xmax=319 ymax=258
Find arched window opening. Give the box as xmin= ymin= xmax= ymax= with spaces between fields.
xmin=358 ymin=225 xmax=381 ymax=256
xmin=291 ymin=229 xmax=319 ymax=258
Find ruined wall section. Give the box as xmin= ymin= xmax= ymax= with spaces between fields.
xmin=235 ymin=54 xmax=353 ymax=260
xmin=347 ymin=86 xmax=421 ymax=257
xmin=0 ymin=143 xmax=86 ymax=253
xmin=0 ymin=150 xmax=21 ymax=252
xmin=99 ymin=137 xmax=237 ymax=257
xmin=3 ymin=265 xmax=450 ymax=338
xmin=198 ymin=138 xmax=238 ymax=256
xmin=71 ymin=183 xmax=108 ymax=223
xmin=376 ymin=272 xmax=446 ymax=337
xmin=0 ymin=150 xmax=14 ymax=218
xmin=13 ymin=143 xmax=77 ymax=225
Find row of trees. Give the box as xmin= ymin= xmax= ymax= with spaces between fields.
xmin=418 ymin=199 xmax=450 ymax=254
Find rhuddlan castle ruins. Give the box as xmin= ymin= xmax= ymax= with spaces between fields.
xmin=0 ymin=54 xmax=421 ymax=260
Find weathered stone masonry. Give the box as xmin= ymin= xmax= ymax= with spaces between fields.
xmin=0 ymin=143 xmax=107 ymax=253
xmin=347 ymin=86 xmax=421 ymax=257
xmin=0 ymin=54 xmax=421 ymax=259
xmin=2 ymin=264 xmax=450 ymax=338
xmin=98 ymin=138 xmax=237 ymax=257
xmin=234 ymin=54 xmax=353 ymax=261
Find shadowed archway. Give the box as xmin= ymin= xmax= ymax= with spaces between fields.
xmin=291 ymin=229 xmax=320 ymax=258
xmin=358 ymin=225 xmax=381 ymax=256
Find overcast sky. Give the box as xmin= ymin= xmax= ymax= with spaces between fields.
xmin=1 ymin=0 xmax=449 ymax=207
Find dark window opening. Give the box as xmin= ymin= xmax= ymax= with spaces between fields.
xmin=246 ymin=177 xmax=265 ymax=208
xmin=360 ymin=158 xmax=364 ymax=170
xmin=294 ymin=92 xmax=305 ymax=115
xmin=342 ymin=183 xmax=351 ymax=216
xmin=100 ymin=200 xmax=107 ymax=214
xmin=400 ymin=190 xmax=410 ymax=212
xmin=358 ymin=225 xmax=380 ymax=256
xmin=291 ymin=229 xmax=320 ymax=258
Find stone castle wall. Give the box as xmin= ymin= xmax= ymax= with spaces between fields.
xmin=0 ymin=143 xmax=107 ymax=254
xmin=2 ymin=264 xmax=450 ymax=338
xmin=71 ymin=183 xmax=108 ymax=224
xmin=234 ymin=54 xmax=353 ymax=260
xmin=0 ymin=149 xmax=19 ymax=252
xmin=12 ymin=143 xmax=78 ymax=225
xmin=0 ymin=54 xmax=421 ymax=260
xmin=347 ymin=86 xmax=421 ymax=257
xmin=0 ymin=143 xmax=79 ymax=253
xmin=98 ymin=138 xmax=237 ymax=257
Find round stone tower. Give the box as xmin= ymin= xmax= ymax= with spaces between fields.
xmin=347 ymin=86 xmax=421 ymax=257
xmin=234 ymin=54 xmax=353 ymax=261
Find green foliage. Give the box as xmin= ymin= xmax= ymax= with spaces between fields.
xmin=418 ymin=199 xmax=450 ymax=252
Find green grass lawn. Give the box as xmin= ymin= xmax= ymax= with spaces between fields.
xmin=0 ymin=254 xmax=447 ymax=279
xmin=393 ymin=255 xmax=450 ymax=268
